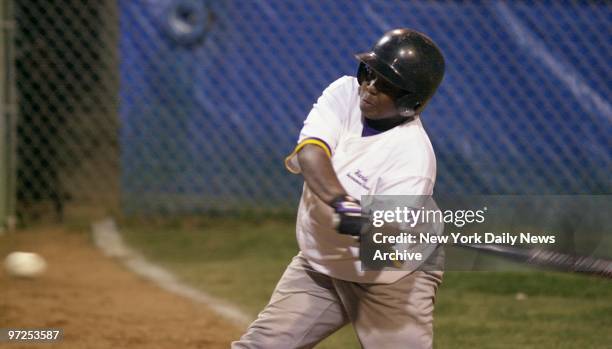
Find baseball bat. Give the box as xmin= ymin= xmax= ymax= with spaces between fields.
xmin=455 ymin=243 xmax=612 ymax=279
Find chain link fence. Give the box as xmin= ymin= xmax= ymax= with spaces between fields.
xmin=4 ymin=0 xmax=610 ymax=222
xmin=12 ymin=0 xmax=119 ymax=222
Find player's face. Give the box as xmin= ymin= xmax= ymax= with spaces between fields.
xmin=358 ymin=66 xmax=406 ymax=120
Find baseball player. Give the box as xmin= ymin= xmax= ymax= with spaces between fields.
xmin=232 ymin=28 xmax=446 ymax=349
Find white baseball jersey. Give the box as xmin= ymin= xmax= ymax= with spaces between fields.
xmin=285 ymin=76 xmax=438 ymax=284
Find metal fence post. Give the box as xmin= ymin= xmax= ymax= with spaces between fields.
xmin=1 ymin=0 xmax=17 ymax=233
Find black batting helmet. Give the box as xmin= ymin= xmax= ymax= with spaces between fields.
xmin=355 ymin=28 xmax=445 ymax=117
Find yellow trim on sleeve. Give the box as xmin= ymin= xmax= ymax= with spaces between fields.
xmin=295 ymin=138 xmax=332 ymax=158
xmin=284 ymin=138 xmax=332 ymax=174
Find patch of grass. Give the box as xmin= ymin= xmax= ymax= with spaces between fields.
xmin=121 ymin=217 xmax=612 ymax=348
xmin=121 ymin=217 xmax=298 ymax=314
xmin=435 ymin=275 xmax=612 ymax=348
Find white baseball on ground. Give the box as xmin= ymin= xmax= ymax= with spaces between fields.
xmin=515 ymin=292 xmax=528 ymax=301
xmin=4 ymin=251 xmax=47 ymax=278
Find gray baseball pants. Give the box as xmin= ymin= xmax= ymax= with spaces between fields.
xmin=231 ymin=251 xmax=443 ymax=349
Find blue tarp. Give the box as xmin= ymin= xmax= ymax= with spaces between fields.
xmin=119 ymin=0 xmax=611 ymax=212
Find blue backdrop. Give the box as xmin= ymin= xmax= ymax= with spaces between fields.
xmin=119 ymin=0 xmax=611 ymax=213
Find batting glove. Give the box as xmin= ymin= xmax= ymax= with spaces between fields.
xmin=331 ymin=195 xmax=369 ymax=237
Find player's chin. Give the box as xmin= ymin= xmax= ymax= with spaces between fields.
xmin=359 ymin=101 xmax=377 ymax=117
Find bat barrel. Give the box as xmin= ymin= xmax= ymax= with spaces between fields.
xmin=457 ymin=243 xmax=612 ymax=279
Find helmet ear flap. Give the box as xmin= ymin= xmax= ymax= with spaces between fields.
xmin=356 ymin=62 xmax=367 ymax=85
xmin=396 ymin=95 xmax=420 ymax=117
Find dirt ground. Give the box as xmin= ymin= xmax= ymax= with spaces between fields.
xmin=0 ymin=226 xmax=243 ymax=349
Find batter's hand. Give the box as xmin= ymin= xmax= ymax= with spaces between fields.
xmin=331 ymin=195 xmax=369 ymax=236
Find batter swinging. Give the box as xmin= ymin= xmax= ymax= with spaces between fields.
xmin=233 ymin=28 xmax=446 ymax=349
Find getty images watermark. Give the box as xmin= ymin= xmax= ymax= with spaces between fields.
xmin=358 ymin=195 xmax=610 ymax=271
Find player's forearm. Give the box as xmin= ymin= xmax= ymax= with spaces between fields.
xmin=297 ymin=144 xmax=347 ymax=205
